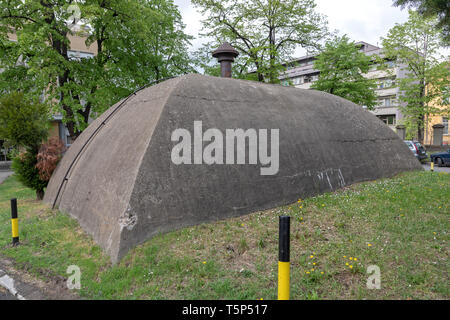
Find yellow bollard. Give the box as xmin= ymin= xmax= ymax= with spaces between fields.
xmin=278 ymin=216 xmax=290 ymax=300
xmin=431 ymin=161 xmax=434 ymax=172
xmin=11 ymin=198 xmax=19 ymax=246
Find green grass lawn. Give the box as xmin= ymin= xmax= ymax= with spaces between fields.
xmin=0 ymin=171 xmax=449 ymax=300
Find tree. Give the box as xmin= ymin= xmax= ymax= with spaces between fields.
xmin=392 ymin=0 xmax=450 ymax=45
xmin=382 ymin=10 xmax=449 ymax=143
xmin=0 ymin=92 xmax=50 ymax=151
xmin=0 ymin=0 xmax=193 ymax=141
xmin=192 ymin=0 xmax=329 ymax=83
xmin=310 ymin=36 xmax=378 ymax=109
xmin=0 ymin=92 xmax=50 ymax=199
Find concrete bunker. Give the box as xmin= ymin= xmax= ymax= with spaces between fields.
xmin=44 ymin=73 xmax=422 ymax=263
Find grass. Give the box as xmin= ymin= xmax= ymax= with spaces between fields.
xmin=0 ymin=170 xmax=449 ymax=300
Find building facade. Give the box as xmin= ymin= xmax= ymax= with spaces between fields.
xmin=279 ymin=41 xmax=406 ymax=131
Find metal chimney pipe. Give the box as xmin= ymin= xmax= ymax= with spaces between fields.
xmin=212 ymin=42 xmax=239 ymax=78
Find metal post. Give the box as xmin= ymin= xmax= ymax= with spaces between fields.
xmin=11 ymin=198 xmax=19 ymax=246
xmin=278 ymin=216 xmax=290 ymax=300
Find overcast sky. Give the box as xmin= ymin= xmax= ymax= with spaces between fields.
xmin=173 ymin=0 xmax=411 ymax=57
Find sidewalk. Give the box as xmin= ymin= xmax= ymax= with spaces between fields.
xmin=0 ymin=170 xmax=13 ymax=184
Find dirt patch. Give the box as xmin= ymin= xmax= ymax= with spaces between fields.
xmin=0 ymin=255 xmax=79 ymax=300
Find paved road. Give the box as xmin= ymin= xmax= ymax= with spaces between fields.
xmin=0 ymin=170 xmax=13 ymax=184
xmin=0 ymin=287 xmax=16 ymax=300
xmin=422 ymin=163 xmax=450 ymax=173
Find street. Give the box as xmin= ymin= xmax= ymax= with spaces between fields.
xmin=0 ymin=170 xmax=13 ymax=184
xmin=422 ymin=163 xmax=450 ymax=173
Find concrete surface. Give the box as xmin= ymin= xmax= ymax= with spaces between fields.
xmin=422 ymin=163 xmax=450 ymax=173
xmin=0 ymin=171 xmax=13 ymax=184
xmin=0 ymin=161 xmax=11 ymax=171
xmin=44 ymin=74 xmax=422 ymax=263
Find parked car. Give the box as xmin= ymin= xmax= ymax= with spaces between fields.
xmin=430 ymin=150 xmax=450 ymax=167
xmin=404 ymin=140 xmax=428 ymax=163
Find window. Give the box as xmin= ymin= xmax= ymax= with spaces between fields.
xmin=386 ymin=61 xmax=395 ymax=68
xmin=378 ymin=96 xmax=397 ymax=107
xmin=293 ymin=77 xmax=302 ymax=85
xmin=304 ymin=76 xmax=312 ymax=83
xmin=444 ymin=117 xmax=449 ymax=135
xmin=377 ymin=78 xmax=395 ymax=89
xmin=443 ymin=86 xmax=449 ymax=105
xmin=378 ymin=115 xmax=396 ymax=125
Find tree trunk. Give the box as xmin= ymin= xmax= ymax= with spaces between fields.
xmin=36 ymin=189 xmax=44 ymax=201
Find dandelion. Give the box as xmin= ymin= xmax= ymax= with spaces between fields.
xmin=321 ymin=204 xmax=325 ymax=207
xmin=202 ymin=261 xmax=207 ymax=264
xmin=241 ymin=223 xmax=245 ymax=227
xmin=343 ymin=256 xmax=347 ymax=258
xmin=349 ymin=265 xmax=353 ymax=269
xmin=367 ymin=243 xmax=372 ymax=247
xmin=311 ymin=268 xmax=315 ymax=271
xmin=321 ymin=272 xmax=324 ymax=275
xmin=310 ymin=255 xmax=314 ymax=259
xmin=345 ymin=262 xmax=349 ymax=266
xmin=306 ymin=271 xmax=310 ymax=274
xmin=354 ymin=258 xmax=357 ymax=261
xmin=349 ymin=257 xmax=353 ymax=260
xmin=313 ymin=262 xmax=316 ymax=265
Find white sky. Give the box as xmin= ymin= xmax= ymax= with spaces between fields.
xmin=173 ymin=0 xmax=430 ymax=58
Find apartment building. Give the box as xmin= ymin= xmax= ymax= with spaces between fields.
xmin=279 ymin=41 xmax=406 ymax=131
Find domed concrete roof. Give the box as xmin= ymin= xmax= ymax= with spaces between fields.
xmin=44 ymin=74 xmax=421 ymax=262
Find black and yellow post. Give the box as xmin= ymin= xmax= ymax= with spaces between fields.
xmin=11 ymin=198 xmax=19 ymax=246
xmin=278 ymin=216 xmax=290 ymax=300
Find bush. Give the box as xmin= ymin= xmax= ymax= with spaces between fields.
xmin=0 ymin=92 xmax=50 ymax=150
xmin=11 ymin=150 xmax=48 ymax=200
xmin=36 ymin=137 xmax=66 ymax=182
xmin=0 ymin=92 xmax=51 ymax=199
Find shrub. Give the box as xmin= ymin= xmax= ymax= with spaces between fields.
xmin=11 ymin=150 xmax=48 ymax=200
xmin=0 ymin=92 xmax=51 ymax=199
xmin=36 ymin=137 xmax=66 ymax=182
